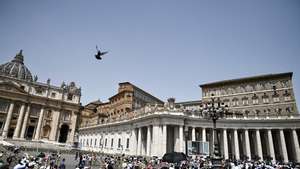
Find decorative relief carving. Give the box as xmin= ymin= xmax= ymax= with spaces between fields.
xmin=275 ymin=81 xmax=282 ymax=89
xmin=264 ymin=82 xmax=272 ymax=90
xmin=64 ymin=82 xmax=81 ymax=95
xmin=281 ymin=80 xmax=291 ymax=88
xmin=220 ymin=88 xmax=226 ymax=95
xmin=245 ymin=85 xmax=253 ymax=92
xmin=255 ymin=83 xmax=263 ymax=91
xmin=227 ymin=88 xmax=234 ymax=94
xmin=35 ymin=86 xmax=45 ymax=94
xmin=236 ymin=86 xmax=242 ymax=93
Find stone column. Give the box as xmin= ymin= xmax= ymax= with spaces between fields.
xmin=20 ymin=105 xmax=31 ymax=139
xmin=192 ymin=127 xmax=196 ymax=141
xmin=152 ymin=125 xmax=160 ymax=156
xmin=267 ymin=129 xmax=276 ymax=161
xmin=67 ymin=111 xmax=78 ymax=144
xmin=161 ymin=125 xmax=167 ymax=155
xmin=146 ymin=126 xmax=151 ymax=156
xmin=292 ymin=129 xmax=300 ymax=162
xmin=244 ymin=129 xmax=251 ymax=160
xmin=174 ymin=126 xmax=179 ymax=152
xmin=279 ymin=129 xmax=288 ymax=163
xmin=13 ymin=104 xmax=26 ymax=139
xmin=137 ymin=127 xmax=142 ymax=155
xmin=49 ymin=111 xmax=61 ymax=141
xmin=234 ymin=129 xmax=240 ymax=160
xmin=223 ymin=129 xmax=229 ymax=160
xmin=202 ymin=128 xmax=206 ymax=142
xmin=130 ymin=128 xmax=137 ymax=155
xmin=2 ymin=102 xmax=15 ymax=138
xmin=179 ymin=125 xmax=184 ymax=152
xmin=256 ymin=129 xmax=263 ymax=160
xmin=34 ymin=107 xmax=45 ymax=140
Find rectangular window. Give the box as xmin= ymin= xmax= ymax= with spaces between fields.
xmin=111 ymin=138 xmax=114 ymax=148
xmin=90 ymin=139 xmax=92 ymax=147
xmin=126 ymin=138 xmax=130 ymax=149
xmin=105 ymin=138 xmax=107 ymax=147
xmin=95 ymin=139 xmax=97 ymax=147
xmin=118 ymin=138 xmax=121 ymax=148
xmin=284 ymin=96 xmax=291 ymax=101
xmin=242 ymin=99 xmax=248 ymax=106
xmin=31 ymin=107 xmax=41 ymax=117
xmin=51 ymin=92 xmax=56 ymax=98
xmin=253 ymin=99 xmax=259 ymax=105
xmin=36 ymin=89 xmax=43 ymax=94
xmin=232 ymin=100 xmax=239 ymax=107
xmin=63 ymin=112 xmax=70 ymax=121
xmin=0 ymin=101 xmax=9 ymax=113
xmin=0 ymin=121 xmax=3 ymax=130
xmin=273 ymin=97 xmax=280 ymax=103
xmin=263 ymin=98 xmax=269 ymax=104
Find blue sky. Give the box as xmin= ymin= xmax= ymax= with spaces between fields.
xmin=0 ymin=0 xmax=299 ymax=106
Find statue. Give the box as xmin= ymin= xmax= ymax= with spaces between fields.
xmin=47 ymin=78 xmax=51 ymax=85
xmin=34 ymin=75 xmax=38 ymax=82
xmin=61 ymin=81 xmax=66 ymax=88
xmin=19 ymin=50 xmax=22 ymax=55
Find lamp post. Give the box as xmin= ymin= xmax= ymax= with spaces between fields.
xmin=200 ymin=94 xmax=229 ymax=168
xmin=184 ymin=126 xmax=189 ymax=156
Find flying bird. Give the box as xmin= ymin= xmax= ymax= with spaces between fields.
xmin=95 ymin=45 xmax=108 ymax=60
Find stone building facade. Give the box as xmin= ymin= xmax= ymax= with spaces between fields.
xmin=201 ymin=72 xmax=297 ymax=118
xmin=78 ymin=72 xmax=300 ymax=163
xmin=80 ymin=82 xmax=164 ymax=128
xmin=0 ymin=51 xmax=81 ymax=144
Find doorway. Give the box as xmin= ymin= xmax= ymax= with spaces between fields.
xmin=58 ymin=124 xmax=69 ymax=143
xmin=26 ymin=126 xmax=35 ymax=139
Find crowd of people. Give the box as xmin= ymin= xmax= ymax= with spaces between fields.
xmin=76 ymin=153 xmax=300 ymax=169
xmin=0 ymin=147 xmax=67 ymax=169
xmin=1 ymin=146 xmax=300 ymax=169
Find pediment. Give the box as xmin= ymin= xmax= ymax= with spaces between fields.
xmin=0 ymin=81 xmax=27 ymax=94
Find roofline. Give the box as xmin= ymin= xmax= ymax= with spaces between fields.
xmin=176 ymin=100 xmax=202 ymax=104
xmin=84 ymin=100 xmax=103 ymax=107
xmin=109 ymin=89 xmax=132 ymax=100
xmin=118 ymin=82 xmax=164 ymax=103
xmin=199 ymin=72 xmax=293 ymax=88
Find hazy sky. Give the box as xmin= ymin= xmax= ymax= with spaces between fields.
xmin=0 ymin=0 xmax=299 ymax=106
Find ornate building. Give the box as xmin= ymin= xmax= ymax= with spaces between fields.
xmin=0 ymin=51 xmax=81 ymax=144
xmin=201 ymin=72 xmax=297 ymax=118
xmin=79 ymin=72 xmax=300 ymax=163
xmin=80 ymin=82 xmax=164 ymax=128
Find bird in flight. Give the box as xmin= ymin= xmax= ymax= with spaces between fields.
xmin=95 ymin=45 xmax=108 ymax=60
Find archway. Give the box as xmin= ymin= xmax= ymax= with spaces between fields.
xmin=58 ymin=124 xmax=69 ymax=143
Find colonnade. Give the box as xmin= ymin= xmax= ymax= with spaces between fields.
xmin=0 ymin=100 xmax=77 ymax=144
xmin=132 ymin=125 xmax=300 ymax=162
xmin=1 ymin=101 xmax=46 ymax=140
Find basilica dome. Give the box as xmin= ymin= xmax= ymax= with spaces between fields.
xmin=0 ymin=50 xmax=33 ymax=82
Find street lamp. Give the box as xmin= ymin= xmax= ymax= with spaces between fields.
xmin=200 ymin=94 xmax=229 ymax=168
xmin=184 ymin=125 xmax=189 ymax=156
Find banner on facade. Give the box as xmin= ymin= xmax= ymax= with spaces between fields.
xmin=187 ymin=141 xmax=209 ymax=156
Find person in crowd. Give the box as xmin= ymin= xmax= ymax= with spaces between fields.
xmin=58 ymin=158 xmax=66 ymax=169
